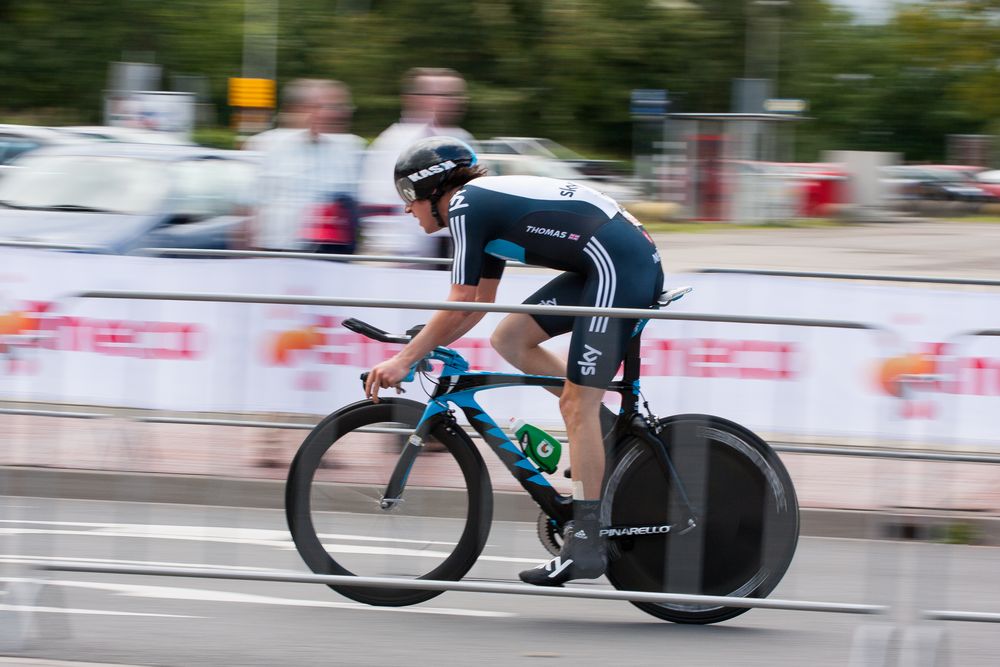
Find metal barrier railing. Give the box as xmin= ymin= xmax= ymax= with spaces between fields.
xmin=0 ymin=240 xmax=103 ymax=252
xmin=28 ymin=561 xmax=888 ymax=615
xmin=0 ymin=240 xmax=447 ymax=263
xmin=0 ymin=407 xmax=108 ymax=420
xmin=137 ymin=248 xmax=455 ymax=265
xmin=5 ymin=405 xmax=999 ymax=464
xmin=3 ymin=242 xmax=995 ymax=286
xmin=0 ymin=242 xmax=532 ymax=267
xmin=76 ymin=289 xmax=882 ymax=329
xmin=925 ymin=610 xmax=1000 ymax=623
xmin=698 ymin=267 xmax=1000 ymax=288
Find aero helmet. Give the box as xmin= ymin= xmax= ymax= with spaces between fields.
xmin=393 ymin=136 xmax=478 ymax=205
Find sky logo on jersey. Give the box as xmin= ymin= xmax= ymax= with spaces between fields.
xmin=559 ymin=183 xmax=579 ymax=197
xmin=407 ymin=160 xmax=457 ymax=182
xmin=526 ymin=225 xmax=568 ymax=238
xmin=577 ymin=344 xmax=603 ymax=376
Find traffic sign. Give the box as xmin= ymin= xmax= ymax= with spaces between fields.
xmin=228 ymin=78 xmax=276 ymax=109
xmin=631 ymin=89 xmax=669 ymax=117
xmin=763 ymin=98 xmax=808 ymax=114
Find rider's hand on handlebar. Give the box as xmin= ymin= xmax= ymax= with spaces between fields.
xmin=364 ymin=356 xmax=412 ymax=403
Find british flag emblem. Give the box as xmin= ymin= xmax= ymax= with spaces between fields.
xmin=568 ymin=233 xmax=580 ymax=241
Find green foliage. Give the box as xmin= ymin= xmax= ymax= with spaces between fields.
xmin=0 ymin=0 xmax=245 ymax=122
xmin=192 ymin=127 xmax=239 ymax=149
xmin=1 ymin=0 xmax=998 ymax=162
xmin=785 ymin=0 xmax=1000 ymax=161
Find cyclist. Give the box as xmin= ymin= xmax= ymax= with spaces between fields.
xmin=364 ymin=136 xmax=664 ymax=586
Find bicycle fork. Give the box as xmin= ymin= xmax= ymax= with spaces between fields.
xmin=378 ymin=411 xmax=443 ymax=510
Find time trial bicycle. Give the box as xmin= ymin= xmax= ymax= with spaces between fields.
xmin=285 ymin=287 xmax=799 ymax=624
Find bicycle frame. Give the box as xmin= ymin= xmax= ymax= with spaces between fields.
xmin=379 ymin=317 xmax=700 ymax=533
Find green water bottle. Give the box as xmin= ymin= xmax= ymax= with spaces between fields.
xmin=510 ymin=419 xmax=562 ymax=474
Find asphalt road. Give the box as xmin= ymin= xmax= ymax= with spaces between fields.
xmin=1 ymin=497 xmax=997 ymax=666
xmin=651 ymin=220 xmax=1000 ymax=279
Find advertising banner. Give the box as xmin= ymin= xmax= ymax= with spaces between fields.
xmin=1 ymin=248 xmax=998 ymax=448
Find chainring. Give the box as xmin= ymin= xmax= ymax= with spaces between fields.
xmin=536 ymin=511 xmax=563 ymax=556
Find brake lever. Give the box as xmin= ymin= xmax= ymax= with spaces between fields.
xmin=359 ymin=370 xmax=410 ymax=394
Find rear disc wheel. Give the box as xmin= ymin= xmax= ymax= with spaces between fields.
xmin=603 ymin=414 xmax=799 ymax=624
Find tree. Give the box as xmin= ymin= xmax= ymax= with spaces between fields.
xmin=0 ymin=1 xmax=244 ymax=123
xmin=2 ymin=0 xmax=997 ymax=162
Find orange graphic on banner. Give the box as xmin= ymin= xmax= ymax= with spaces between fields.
xmin=876 ymin=353 xmax=936 ymax=398
xmin=0 ymin=310 xmax=39 ymax=336
xmin=269 ymin=326 xmax=325 ymax=365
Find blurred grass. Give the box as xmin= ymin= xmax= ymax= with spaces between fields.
xmin=945 ymin=215 xmax=1000 ymax=223
xmin=940 ymin=522 xmax=981 ymax=546
xmin=642 ymin=218 xmax=843 ymax=233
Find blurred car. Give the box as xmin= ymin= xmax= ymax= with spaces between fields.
xmin=479 ymin=137 xmax=626 ymax=179
xmin=775 ymin=162 xmax=849 ymax=217
xmin=970 ymin=169 xmax=1000 ymax=199
xmin=924 ymin=164 xmax=1000 ymax=199
xmin=57 ymin=125 xmax=194 ymax=146
xmin=477 ymin=152 xmax=641 ymax=203
xmin=882 ymin=165 xmax=997 ymax=203
xmin=0 ymin=123 xmax=95 ymax=177
xmin=0 ymin=143 xmax=256 ymax=253
xmin=724 ymin=160 xmax=848 ymax=218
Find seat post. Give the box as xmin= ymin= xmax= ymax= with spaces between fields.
xmin=620 ymin=324 xmax=645 ymax=414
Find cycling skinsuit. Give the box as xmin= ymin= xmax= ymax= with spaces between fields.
xmin=448 ymin=175 xmax=665 ymax=387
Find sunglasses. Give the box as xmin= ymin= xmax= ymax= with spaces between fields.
xmin=395 ymin=178 xmax=420 ymax=204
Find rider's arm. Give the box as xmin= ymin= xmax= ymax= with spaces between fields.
xmin=364 ymin=278 xmax=499 ymax=399
xmin=394 ymin=278 xmax=500 ymax=367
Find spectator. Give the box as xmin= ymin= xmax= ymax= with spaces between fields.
xmin=431 ymin=68 xmax=476 ymax=148
xmin=247 ymin=78 xmax=365 ymax=253
xmin=358 ymin=67 xmax=475 ymax=263
xmin=241 ymin=108 xmax=302 ymax=154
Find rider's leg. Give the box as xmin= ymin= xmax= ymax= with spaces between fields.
xmin=520 ymin=218 xmax=665 ymax=587
xmin=494 ymin=272 xmax=579 ymax=387
xmin=519 ymin=385 xmax=609 ymax=587
xmin=559 ymin=382 xmax=605 ymax=499
xmin=491 ymin=314 xmax=564 ymax=380
xmin=493 ymin=312 xmax=618 ymax=440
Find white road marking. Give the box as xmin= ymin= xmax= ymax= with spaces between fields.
xmin=1 ymin=578 xmax=513 ymax=618
xmin=0 ymin=554 xmax=280 ymax=571
xmin=0 ymin=659 xmax=152 ymax=667
xmin=3 ymin=519 xmax=458 ymax=543
xmin=0 ymin=603 xmax=197 ymax=618
xmin=0 ymin=526 xmax=293 ymax=550
xmin=0 ymin=520 xmax=458 ymax=548
xmin=0 ymin=520 xmax=536 ymax=562
xmin=316 ymin=531 xmax=457 ymax=546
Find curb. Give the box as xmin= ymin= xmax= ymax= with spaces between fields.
xmin=3 ymin=466 xmax=998 ymax=545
